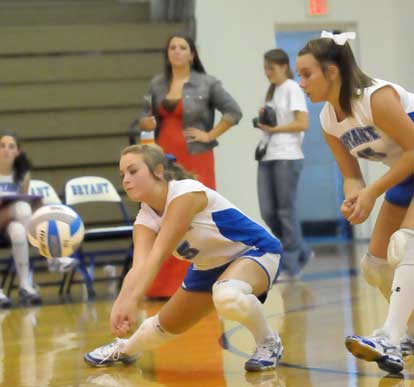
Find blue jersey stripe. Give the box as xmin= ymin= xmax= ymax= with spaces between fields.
xmin=70 ymin=214 xmax=82 ymax=236
xmin=212 ymin=208 xmax=281 ymax=254
xmin=47 ymin=220 xmax=62 ymax=258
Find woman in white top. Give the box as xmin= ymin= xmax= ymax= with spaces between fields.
xmin=296 ymin=31 xmax=414 ymax=374
xmin=255 ymin=48 xmax=312 ymax=279
xmin=0 ymin=132 xmax=41 ymax=307
xmin=84 ymin=144 xmax=283 ymax=372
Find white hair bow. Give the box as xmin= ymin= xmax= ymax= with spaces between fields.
xmin=321 ymin=30 xmax=356 ymax=45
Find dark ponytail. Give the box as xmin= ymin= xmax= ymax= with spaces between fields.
xmin=298 ymin=37 xmax=374 ymax=115
xmin=163 ymin=153 xmax=196 ymax=181
xmin=264 ymin=49 xmax=294 ymax=102
xmin=13 ymin=151 xmax=31 ymax=186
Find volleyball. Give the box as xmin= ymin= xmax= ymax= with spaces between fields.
xmin=28 ymin=204 xmax=85 ymax=259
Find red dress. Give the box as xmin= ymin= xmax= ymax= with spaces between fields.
xmin=145 ymin=99 xmax=215 ymax=298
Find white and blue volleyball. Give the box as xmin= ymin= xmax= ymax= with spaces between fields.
xmin=28 ymin=204 xmax=85 ymax=259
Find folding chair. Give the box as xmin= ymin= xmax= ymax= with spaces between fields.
xmin=29 ymin=179 xmax=62 ymax=205
xmin=64 ymin=176 xmax=133 ymax=297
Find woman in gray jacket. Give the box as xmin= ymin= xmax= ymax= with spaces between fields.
xmin=140 ymin=33 xmax=242 ymax=190
xmin=139 ymin=33 xmax=242 ymax=298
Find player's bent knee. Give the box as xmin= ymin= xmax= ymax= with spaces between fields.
xmin=212 ymin=279 xmax=253 ymax=321
xmin=7 ymin=221 xmax=27 ymax=244
xmin=10 ymin=201 xmax=32 ymax=224
xmin=388 ymin=228 xmax=414 ymax=267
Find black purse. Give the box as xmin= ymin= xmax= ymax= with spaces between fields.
xmin=254 ymin=141 xmax=268 ymax=161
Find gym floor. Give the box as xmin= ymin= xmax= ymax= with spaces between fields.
xmin=0 ymin=242 xmax=411 ymax=387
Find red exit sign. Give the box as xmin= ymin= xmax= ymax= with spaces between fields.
xmin=309 ymin=0 xmax=328 ymax=15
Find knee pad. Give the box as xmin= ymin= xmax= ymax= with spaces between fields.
xmin=388 ymin=228 xmax=414 ymax=267
xmin=361 ymin=252 xmax=395 ymax=301
xmin=123 ymin=314 xmax=175 ymax=354
xmin=10 ymin=201 xmax=32 ymax=226
xmin=212 ymin=279 xmax=253 ymax=321
xmin=361 ymin=253 xmax=392 ymax=287
xmin=7 ymin=221 xmax=27 ymax=244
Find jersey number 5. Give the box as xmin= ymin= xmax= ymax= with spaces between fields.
xmin=176 ymin=240 xmax=200 ymax=260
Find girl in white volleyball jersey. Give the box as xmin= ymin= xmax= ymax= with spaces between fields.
xmin=0 ymin=132 xmax=41 ymax=307
xmin=297 ymin=31 xmax=414 ymax=374
xmin=84 ymin=144 xmax=283 ymax=372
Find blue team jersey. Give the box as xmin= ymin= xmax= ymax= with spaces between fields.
xmin=135 ymin=179 xmax=281 ymax=270
xmin=320 ymin=79 xmax=414 ymax=167
xmin=0 ymin=174 xmax=19 ymax=197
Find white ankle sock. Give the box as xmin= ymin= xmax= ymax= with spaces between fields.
xmin=7 ymin=222 xmax=31 ymax=290
xmin=123 ymin=315 xmax=176 ymax=355
xmin=240 ymin=294 xmax=275 ymax=345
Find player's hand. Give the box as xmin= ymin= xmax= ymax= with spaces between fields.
xmin=110 ymin=295 xmax=139 ymax=337
xmin=347 ymin=187 xmax=377 ymax=225
xmin=184 ymin=127 xmax=211 ymax=143
xmin=140 ymin=116 xmax=157 ymax=131
xmin=340 ymin=197 xmax=356 ymax=219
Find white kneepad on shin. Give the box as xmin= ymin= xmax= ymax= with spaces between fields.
xmin=388 ymin=228 xmax=414 ymax=267
xmin=123 ymin=314 xmax=176 ymax=354
xmin=361 ymin=252 xmax=395 ymax=300
xmin=7 ymin=221 xmax=27 ymax=244
xmin=10 ymin=201 xmax=32 ymax=226
xmin=361 ymin=253 xmax=393 ymax=287
xmin=212 ymin=279 xmax=253 ymax=321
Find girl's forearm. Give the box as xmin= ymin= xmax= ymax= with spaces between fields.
xmin=270 ymin=121 xmax=307 ymax=133
xmin=343 ymin=178 xmax=365 ymax=198
xmin=119 ymin=255 xmax=164 ymax=303
xmin=207 ymin=118 xmax=233 ymax=141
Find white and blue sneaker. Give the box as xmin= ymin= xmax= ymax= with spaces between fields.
xmin=245 ymin=334 xmax=284 ymax=372
xmin=400 ymin=334 xmax=414 ymax=357
xmin=345 ymin=331 xmax=403 ymax=374
xmin=18 ymin=286 xmax=42 ymax=306
xmin=0 ymin=289 xmax=11 ymax=309
xmin=84 ymin=338 xmax=139 ymax=367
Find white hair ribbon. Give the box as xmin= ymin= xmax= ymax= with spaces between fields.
xmin=320 ymin=30 xmax=356 ymax=45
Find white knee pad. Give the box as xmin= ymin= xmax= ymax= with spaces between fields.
xmin=361 ymin=252 xmax=395 ymax=301
xmin=388 ymin=228 xmax=414 ymax=267
xmin=10 ymin=201 xmax=32 ymax=227
xmin=123 ymin=314 xmax=176 ymax=354
xmin=212 ymin=279 xmax=253 ymax=321
xmin=7 ymin=221 xmax=27 ymax=244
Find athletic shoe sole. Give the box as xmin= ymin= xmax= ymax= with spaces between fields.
xmin=84 ymin=353 xmax=137 ymax=367
xmin=345 ymin=336 xmax=403 ymax=374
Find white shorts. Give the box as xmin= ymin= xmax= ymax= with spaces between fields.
xmin=240 ymin=251 xmax=281 ymax=290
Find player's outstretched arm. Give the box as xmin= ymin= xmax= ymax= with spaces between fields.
xmin=110 ymin=191 xmax=207 ymax=336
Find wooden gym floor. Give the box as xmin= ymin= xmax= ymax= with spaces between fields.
xmin=0 ymin=242 xmax=413 ymax=387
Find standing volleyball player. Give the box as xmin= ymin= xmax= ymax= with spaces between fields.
xmin=84 ymin=144 xmax=283 ymax=372
xmin=296 ymin=31 xmax=414 ymax=373
xmin=0 ymin=132 xmax=41 ymax=307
